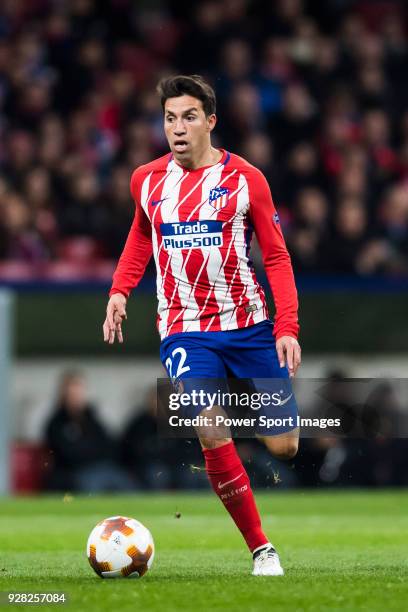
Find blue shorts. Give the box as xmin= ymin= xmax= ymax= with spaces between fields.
xmin=160 ymin=320 xmax=298 ymax=435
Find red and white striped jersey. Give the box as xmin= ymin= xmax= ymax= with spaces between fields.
xmin=110 ymin=149 xmax=299 ymax=340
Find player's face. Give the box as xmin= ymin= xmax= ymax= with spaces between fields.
xmin=164 ymin=95 xmax=216 ymax=164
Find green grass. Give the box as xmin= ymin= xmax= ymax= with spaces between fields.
xmin=0 ymin=491 xmax=407 ymax=611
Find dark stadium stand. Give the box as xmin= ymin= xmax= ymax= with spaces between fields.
xmin=0 ymin=0 xmax=407 ymax=281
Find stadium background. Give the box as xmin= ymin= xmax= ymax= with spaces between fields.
xmin=1 ymin=0 xmax=408 ymax=494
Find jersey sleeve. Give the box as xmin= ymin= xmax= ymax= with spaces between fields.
xmin=109 ymin=168 xmax=153 ymax=298
xmin=248 ymin=168 xmax=299 ymax=340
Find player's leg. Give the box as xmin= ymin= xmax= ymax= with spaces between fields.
xmin=200 ymin=433 xmax=272 ymax=559
xmin=222 ymin=320 xmax=300 ymax=461
xmin=218 ymin=321 xmax=301 ymax=575
xmin=202 ymin=426 xmax=285 ymax=575
xmin=254 ymin=378 xmax=299 ymax=461
xmin=160 ymin=333 xmax=275 ymax=570
xmin=254 ymin=376 xmax=299 ymax=460
xmin=261 ymin=428 xmax=299 ymax=460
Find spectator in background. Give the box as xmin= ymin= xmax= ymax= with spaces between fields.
xmin=294 ymin=371 xmax=408 ymax=488
xmin=1 ymin=191 xmax=49 ymax=261
xmin=320 ymin=195 xmax=371 ymax=274
xmin=121 ymin=386 xmax=207 ymax=490
xmin=288 ymin=188 xmax=328 ymax=272
xmin=44 ymin=370 xmax=133 ymax=492
xmin=280 ymin=142 xmax=327 ymax=207
xmin=103 ymin=164 xmax=137 ymax=258
xmin=340 ymin=381 xmax=408 ymax=487
xmin=270 ymin=83 xmax=318 ymax=156
xmin=377 ymin=184 xmax=408 ymax=274
xmin=59 ymin=169 xmax=108 ymax=240
xmin=239 ymin=132 xmax=276 ymax=187
xmin=294 ymin=367 xmax=351 ymax=488
xmin=222 ymin=81 xmax=265 ymax=150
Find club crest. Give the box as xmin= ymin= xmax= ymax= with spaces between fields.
xmin=209 ymin=187 xmax=229 ymax=210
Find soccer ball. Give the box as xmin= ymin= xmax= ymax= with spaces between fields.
xmin=86 ymin=516 xmax=155 ymax=578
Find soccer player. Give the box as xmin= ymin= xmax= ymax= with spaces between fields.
xmin=103 ymin=75 xmax=301 ymax=576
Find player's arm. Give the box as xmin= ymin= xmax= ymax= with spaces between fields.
xmin=103 ymin=169 xmax=153 ymax=344
xmin=248 ymin=168 xmax=301 ymax=376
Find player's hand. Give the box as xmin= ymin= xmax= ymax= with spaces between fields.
xmin=276 ymin=335 xmax=301 ymax=378
xmin=103 ymin=293 xmax=127 ymax=344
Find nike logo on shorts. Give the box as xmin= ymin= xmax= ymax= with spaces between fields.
xmin=278 ymin=393 xmax=293 ymax=407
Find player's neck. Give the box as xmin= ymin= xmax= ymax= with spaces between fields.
xmin=174 ymin=145 xmax=222 ymax=170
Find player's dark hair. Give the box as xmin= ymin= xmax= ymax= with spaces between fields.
xmin=157 ymin=75 xmax=216 ymax=116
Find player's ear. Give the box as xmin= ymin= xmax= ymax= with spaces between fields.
xmin=207 ymin=113 xmax=217 ymax=132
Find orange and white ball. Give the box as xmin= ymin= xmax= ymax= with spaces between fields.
xmin=87 ymin=516 xmax=154 ymax=578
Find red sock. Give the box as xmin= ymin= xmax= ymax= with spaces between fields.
xmin=203 ymin=441 xmax=269 ymax=552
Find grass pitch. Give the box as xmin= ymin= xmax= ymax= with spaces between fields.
xmin=0 ymin=490 xmax=407 ymax=611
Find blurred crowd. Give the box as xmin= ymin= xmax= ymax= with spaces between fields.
xmin=1 ymin=0 xmax=408 ymax=277
xmin=43 ymin=371 xmax=209 ymax=492
xmin=41 ymin=370 xmax=408 ymax=493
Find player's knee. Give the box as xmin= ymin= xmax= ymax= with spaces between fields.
xmin=200 ymin=437 xmax=231 ymax=450
xmin=278 ymin=439 xmax=299 ymax=460
xmin=265 ymin=437 xmax=299 ymax=460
